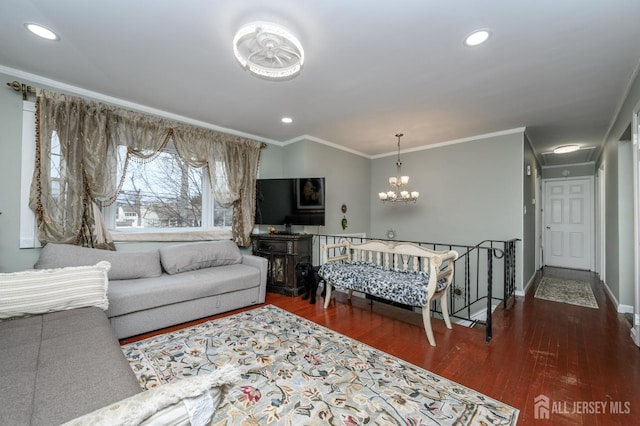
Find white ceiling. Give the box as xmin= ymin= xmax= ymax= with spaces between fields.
xmin=1 ymin=0 xmax=639 ymax=165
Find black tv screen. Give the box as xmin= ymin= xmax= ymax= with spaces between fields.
xmin=255 ymin=177 xmax=325 ymax=226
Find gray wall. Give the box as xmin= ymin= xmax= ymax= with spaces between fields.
xmin=542 ymin=162 xmax=596 ymax=179
xmin=601 ymin=131 xmax=622 ymax=302
xmin=257 ymin=143 xmax=285 ymax=178
xmin=0 ymin=66 xmax=531 ymax=297
xmin=279 ymin=139 xmax=371 ymax=236
xmin=596 ymin=67 xmax=640 ymax=309
xmin=369 ymin=131 xmax=525 ymax=290
xmin=0 ymin=72 xmax=40 ymax=271
xmin=370 ymin=132 xmax=524 ymax=244
xmin=618 ymin=140 xmax=634 ymax=306
xmin=523 ymin=134 xmax=540 ymax=287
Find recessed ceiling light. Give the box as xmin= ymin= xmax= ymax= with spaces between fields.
xmin=464 ymin=29 xmax=490 ymax=47
xmin=25 ymin=23 xmax=59 ymax=41
xmin=553 ymin=145 xmax=580 ymax=154
xmin=281 ymin=117 xmax=293 ymax=124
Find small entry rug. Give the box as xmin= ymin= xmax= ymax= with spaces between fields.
xmin=121 ymin=305 xmax=519 ymax=425
xmin=534 ymin=277 xmax=598 ymax=309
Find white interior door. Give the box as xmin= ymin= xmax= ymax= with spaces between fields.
xmin=543 ymin=177 xmax=594 ymax=270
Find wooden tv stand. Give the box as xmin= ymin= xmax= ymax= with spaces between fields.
xmin=250 ymin=233 xmax=313 ymax=296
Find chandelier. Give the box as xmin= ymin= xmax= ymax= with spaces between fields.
xmin=378 ymin=133 xmax=419 ymax=203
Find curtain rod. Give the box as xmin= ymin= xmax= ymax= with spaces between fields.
xmin=6 ymin=80 xmax=36 ymax=100
xmin=5 ymin=80 xmax=267 ymax=148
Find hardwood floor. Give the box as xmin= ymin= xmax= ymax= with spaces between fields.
xmin=121 ymin=267 xmax=639 ymax=424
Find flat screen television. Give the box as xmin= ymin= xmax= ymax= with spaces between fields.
xmin=255 ymin=177 xmax=325 ymax=226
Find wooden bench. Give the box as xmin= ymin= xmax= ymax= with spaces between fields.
xmin=319 ymin=240 xmax=458 ymax=346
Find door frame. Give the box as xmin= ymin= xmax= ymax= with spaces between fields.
xmin=535 ymin=168 xmax=542 ymax=270
xmin=631 ymin=100 xmax=640 ymax=346
xmin=542 ymin=176 xmax=595 ymax=271
xmin=595 ymin=165 xmax=606 ymax=282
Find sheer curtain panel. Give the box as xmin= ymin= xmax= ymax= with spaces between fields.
xmin=30 ymin=90 xmax=263 ymax=248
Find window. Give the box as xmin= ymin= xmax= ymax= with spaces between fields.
xmin=107 ymin=140 xmax=233 ymax=233
xmin=114 ymin=142 xmax=204 ymax=230
xmin=21 ymin=100 xmax=233 ymax=245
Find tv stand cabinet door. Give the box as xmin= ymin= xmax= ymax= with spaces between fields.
xmin=250 ymin=234 xmax=313 ymax=297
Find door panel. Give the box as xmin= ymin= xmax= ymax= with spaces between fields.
xmin=544 ymin=178 xmax=593 ymax=270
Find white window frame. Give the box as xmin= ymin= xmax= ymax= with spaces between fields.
xmin=104 ymin=142 xmax=233 ymax=240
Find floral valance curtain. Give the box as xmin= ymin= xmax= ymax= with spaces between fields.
xmin=30 ymin=90 xmax=264 ymax=248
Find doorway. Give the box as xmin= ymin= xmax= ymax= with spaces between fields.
xmin=543 ymin=177 xmax=594 ymax=270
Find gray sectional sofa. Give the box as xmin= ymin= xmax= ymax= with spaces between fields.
xmin=34 ymin=240 xmax=268 ymax=338
xmin=0 ymin=240 xmax=266 ymax=424
xmin=1 ymin=307 xmax=143 ymax=425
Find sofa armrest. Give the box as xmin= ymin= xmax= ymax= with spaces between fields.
xmin=241 ymin=254 xmax=268 ymax=303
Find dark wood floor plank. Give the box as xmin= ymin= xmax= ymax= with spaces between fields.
xmin=120 ymin=267 xmax=640 ymax=424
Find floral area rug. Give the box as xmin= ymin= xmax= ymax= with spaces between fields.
xmin=534 ymin=277 xmax=598 ymax=308
xmin=121 ymin=305 xmax=519 ymax=425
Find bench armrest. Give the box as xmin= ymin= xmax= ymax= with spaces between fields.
xmin=321 ymin=242 xmax=351 ymax=263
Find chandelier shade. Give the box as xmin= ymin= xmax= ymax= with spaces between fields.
xmin=379 ymin=133 xmax=419 ymax=203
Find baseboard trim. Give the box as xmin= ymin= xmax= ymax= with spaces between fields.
xmin=600 ymin=279 xmax=635 ymax=314
xmin=601 ymin=279 xmax=620 ymax=308
xmin=516 ymin=268 xmax=541 ymax=298
xmin=618 ymin=303 xmax=634 ymax=314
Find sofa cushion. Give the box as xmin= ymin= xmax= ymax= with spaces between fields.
xmin=0 ymin=307 xmax=142 ymax=426
xmin=0 ymin=315 xmax=42 ymax=425
xmin=107 ymin=264 xmax=260 ymax=318
xmin=159 ymin=240 xmax=243 ymax=275
xmin=0 ymin=262 xmax=110 ymax=320
xmin=61 ymin=364 xmax=239 ymax=426
xmin=34 ymin=243 xmax=162 ymax=280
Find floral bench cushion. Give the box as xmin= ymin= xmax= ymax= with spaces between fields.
xmin=318 ymin=260 xmax=449 ymax=307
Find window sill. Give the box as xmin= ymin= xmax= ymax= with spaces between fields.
xmin=110 ymin=229 xmax=232 ymax=243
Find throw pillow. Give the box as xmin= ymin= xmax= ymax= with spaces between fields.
xmin=61 ymin=364 xmax=240 ymax=426
xmin=34 ymin=243 xmax=162 ymax=280
xmin=0 ymin=261 xmax=110 ymax=320
xmin=159 ymin=240 xmax=243 ymax=275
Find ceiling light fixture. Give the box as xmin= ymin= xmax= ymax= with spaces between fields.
xmin=281 ymin=117 xmax=293 ymax=124
xmin=464 ymin=29 xmax=490 ymax=46
xmin=25 ymin=23 xmax=59 ymax=41
xmin=233 ymin=21 xmax=304 ymax=81
xmin=378 ymin=133 xmax=419 ymax=204
xmin=553 ymin=145 xmax=580 ymax=154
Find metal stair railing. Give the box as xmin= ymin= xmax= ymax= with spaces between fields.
xmin=312 ymin=234 xmax=519 ymax=344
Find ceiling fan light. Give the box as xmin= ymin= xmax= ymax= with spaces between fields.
xmin=553 ymin=145 xmax=580 ymax=154
xmin=233 ymin=21 xmax=304 ymax=81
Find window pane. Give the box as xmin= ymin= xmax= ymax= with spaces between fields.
xmin=115 ymin=144 xmax=203 ymax=229
xmin=213 ymin=199 xmax=233 ymax=227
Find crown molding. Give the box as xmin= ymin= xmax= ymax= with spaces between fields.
xmin=2 ymin=65 xmax=526 ymax=160
xmin=370 ymin=127 xmax=527 ymax=159
xmin=0 ymin=65 xmax=277 ymax=145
